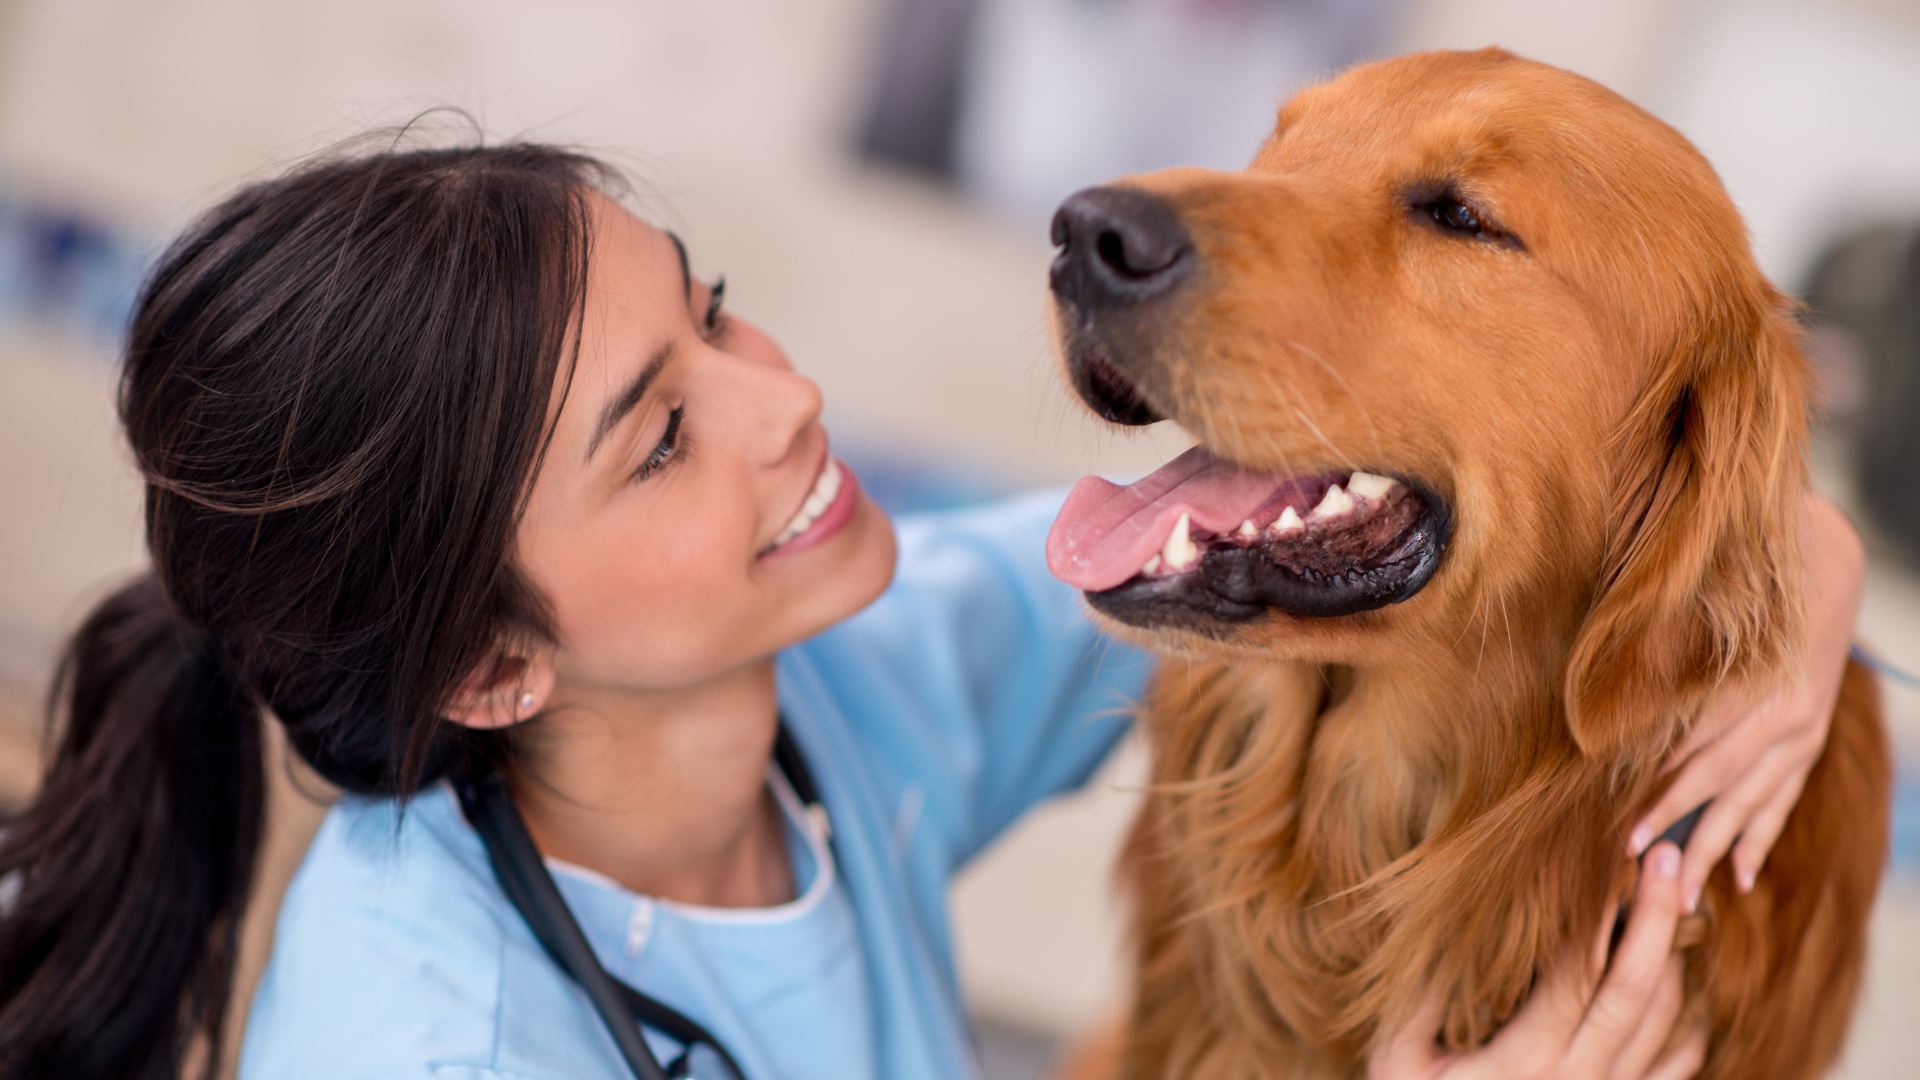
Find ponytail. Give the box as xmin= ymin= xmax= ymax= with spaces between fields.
xmin=0 ymin=575 xmax=264 ymax=1080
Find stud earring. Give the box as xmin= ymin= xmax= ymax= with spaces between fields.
xmin=519 ymin=691 xmax=537 ymax=712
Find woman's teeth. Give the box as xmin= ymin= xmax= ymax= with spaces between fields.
xmin=1139 ymin=470 xmax=1404 ymax=578
xmin=770 ymin=458 xmax=843 ymax=549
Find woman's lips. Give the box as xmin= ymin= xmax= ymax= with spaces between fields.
xmin=761 ymin=456 xmax=861 ymax=559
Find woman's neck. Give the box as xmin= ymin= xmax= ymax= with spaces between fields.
xmin=510 ymin=657 xmax=793 ymax=908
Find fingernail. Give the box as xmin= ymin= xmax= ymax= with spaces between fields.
xmin=1686 ymin=885 xmax=1701 ymax=913
xmin=1629 ymin=824 xmax=1653 ymax=855
xmin=1652 ymin=845 xmax=1680 ymax=878
xmin=1738 ymin=869 xmax=1756 ymax=893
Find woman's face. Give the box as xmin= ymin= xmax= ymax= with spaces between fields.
xmin=514 ymin=197 xmax=897 ymax=695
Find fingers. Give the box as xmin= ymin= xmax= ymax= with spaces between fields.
xmin=1471 ymin=930 xmax=1595 ymax=1079
xmin=1670 ymin=681 xmax=1828 ymax=899
xmin=1728 ymin=770 xmax=1808 ymax=891
xmin=1566 ymin=842 xmax=1685 ymax=1075
xmin=1634 ymin=678 xmax=1830 ymax=907
xmin=1630 ymin=688 xmax=1776 ymax=858
xmin=1642 ymin=1025 xmax=1708 ymax=1080
xmin=1671 ymin=743 xmax=1798 ymax=905
xmin=1394 ymin=850 xmax=1690 ymax=1080
xmin=1369 ymin=991 xmax=1449 ymax=1080
xmin=1606 ymin=952 xmax=1687 ymax=1080
xmin=1662 ymin=680 xmax=1754 ymax=769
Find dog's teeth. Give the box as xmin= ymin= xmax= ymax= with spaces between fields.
xmin=1309 ymin=484 xmax=1353 ymax=520
xmin=1238 ymin=519 xmax=1258 ymax=538
xmin=1347 ymin=471 xmax=1395 ymax=500
xmin=1161 ymin=512 xmax=1199 ymax=572
xmin=1271 ymin=505 xmax=1305 ymax=536
xmin=1142 ymin=554 xmax=1162 ymax=575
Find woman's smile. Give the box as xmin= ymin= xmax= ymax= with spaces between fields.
xmin=763 ymin=455 xmax=861 ymax=557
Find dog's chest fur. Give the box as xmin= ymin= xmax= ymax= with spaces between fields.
xmin=1117 ymin=656 xmax=1640 ymax=1078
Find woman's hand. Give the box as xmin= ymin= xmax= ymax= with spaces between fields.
xmin=1369 ymin=842 xmax=1705 ymax=1080
xmin=1628 ymin=490 xmax=1865 ymax=911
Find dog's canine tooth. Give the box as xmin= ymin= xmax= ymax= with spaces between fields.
xmin=1310 ymin=484 xmax=1354 ymax=520
xmin=1271 ymin=505 xmax=1305 ymax=536
xmin=1347 ymin=471 xmax=1395 ymax=500
xmin=1161 ymin=512 xmax=1199 ymax=571
xmin=1238 ymin=519 xmax=1258 ymax=538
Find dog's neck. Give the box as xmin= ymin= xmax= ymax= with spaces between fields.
xmin=1299 ymin=633 xmax=1585 ymax=880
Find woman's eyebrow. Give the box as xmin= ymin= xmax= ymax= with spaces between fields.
xmin=586 ymin=346 xmax=672 ymax=461
xmin=666 ymin=231 xmax=693 ymax=302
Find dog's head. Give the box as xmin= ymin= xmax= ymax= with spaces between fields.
xmin=1046 ymin=49 xmax=1807 ymax=756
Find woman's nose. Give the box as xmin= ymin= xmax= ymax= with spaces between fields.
xmin=748 ymin=365 xmax=824 ymax=467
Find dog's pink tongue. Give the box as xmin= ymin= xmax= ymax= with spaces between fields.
xmin=1047 ymin=446 xmax=1279 ymax=592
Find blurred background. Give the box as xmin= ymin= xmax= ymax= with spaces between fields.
xmin=2 ymin=0 xmax=1919 ymax=1077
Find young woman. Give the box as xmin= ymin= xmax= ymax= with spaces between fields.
xmin=0 ymin=144 xmax=1864 ymax=1080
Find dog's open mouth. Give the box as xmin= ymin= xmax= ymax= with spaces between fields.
xmin=1047 ymin=446 xmax=1450 ymax=625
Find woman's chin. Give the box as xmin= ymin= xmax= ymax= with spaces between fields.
xmin=783 ymin=492 xmax=898 ymax=629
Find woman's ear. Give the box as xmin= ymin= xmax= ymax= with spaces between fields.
xmin=443 ymin=649 xmax=558 ymax=730
xmin=1563 ymin=288 xmax=1809 ymax=759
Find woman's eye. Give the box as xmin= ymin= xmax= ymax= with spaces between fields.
xmin=702 ymin=276 xmax=728 ymax=337
xmin=632 ymin=405 xmax=685 ymax=483
xmin=1432 ymin=199 xmax=1484 ymax=234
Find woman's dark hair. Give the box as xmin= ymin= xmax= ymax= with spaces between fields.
xmin=0 ymin=141 xmax=615 ymax=1079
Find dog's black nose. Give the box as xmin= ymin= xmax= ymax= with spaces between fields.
xmin=1050 ymin=186 xmax=1192 ymax=310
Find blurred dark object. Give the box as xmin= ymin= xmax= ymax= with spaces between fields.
xmin=973 ymin=1016 xmax=1058 ymax=1080
xmin=856 ymin=0 xmax=982 ymax=177
xmin=1804 ymin=223 xmax=1920 ymax=565
xmin=854 ymin=0 xmax=1404 ymax=220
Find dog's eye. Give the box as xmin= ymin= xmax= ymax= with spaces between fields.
xmin=1430 ymin=199 xmax=1485 ymax=235
xmin=1404 ymin=184 xmax=1523 ymax=249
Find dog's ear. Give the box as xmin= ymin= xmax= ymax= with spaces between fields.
xmin=1563 ymin=284 xmax=1809 ymax=759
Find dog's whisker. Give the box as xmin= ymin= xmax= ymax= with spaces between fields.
xmin=1497 ymin=589 xmax=1517 ymax=674
xmin=1286 ymin=339 xmax=1384 ymax=465
xmin=1448 ymin=590 xmax=1484 ymax=653
xmin=1289 ymin=405 xmax=1358 ymax=474
xmin=1475 ymin=591 xmax=1491 ymax=689
xmin=1247 ymin=354 xmax=1311 ymax=484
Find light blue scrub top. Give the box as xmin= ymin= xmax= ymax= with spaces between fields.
xmin=239 ymin=491 xmax=1152 ymax=1080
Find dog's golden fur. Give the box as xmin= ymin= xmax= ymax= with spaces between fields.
xmin=1057 ymin=50 xmax=1890 ymax=1079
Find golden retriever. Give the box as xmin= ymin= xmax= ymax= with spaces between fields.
xmin=1042 ymin=48 xmax=1890 ymax=1080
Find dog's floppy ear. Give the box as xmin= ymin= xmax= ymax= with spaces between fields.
xmin=1563 ymin=283 xmax=1809 ymax=759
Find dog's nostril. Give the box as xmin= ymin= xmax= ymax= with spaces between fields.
xmin=1095 ymin=222 xmax=1181 ymax=279
xmin=1096 ymin=231 xmax=1135 ymax=276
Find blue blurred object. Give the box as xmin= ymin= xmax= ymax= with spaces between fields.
xmin=836 ymin=435 xmax=1018 ymax=517
xmin=1895 ymin=767 xmax=1920 ymax=879
xmin=0 ymin=177 xmax=150 ymax=349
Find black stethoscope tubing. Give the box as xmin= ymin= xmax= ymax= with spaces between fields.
xmin=456 ymin=725 xmax=825 ymax=1080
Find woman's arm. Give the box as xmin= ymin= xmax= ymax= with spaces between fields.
xmin=1627 ymin=489 xmax=1866 ymax=910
